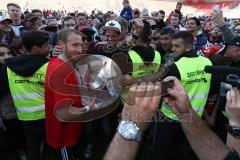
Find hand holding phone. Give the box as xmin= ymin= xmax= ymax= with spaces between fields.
xmin=212 ymin=5 xmax=219 ymax=11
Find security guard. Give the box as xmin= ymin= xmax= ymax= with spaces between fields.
xmin=152 ymin=31 xmax=212 ymax=160
xmin=0 ymin=31 xmax=50 ymax=160
xmin=120 ymin=48 xmax=161 ymax=104
xmin=120 ymin=20 xmax=162 ymax=104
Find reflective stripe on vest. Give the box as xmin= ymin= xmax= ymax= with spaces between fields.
xmin=161 ymin=56 xmax=212 ymax=121
xmin=7 ymin=62 xmax=48 ymax=121
xmin=120 ymin=50 xmax=161 ymax=104
xmin=16 ymin=104 xmax=45 ymax=113
xmin=12 ymin=93 xmax=44 ymax=100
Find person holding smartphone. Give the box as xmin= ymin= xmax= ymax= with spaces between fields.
xmin=104 ymin=77 xmax=240 ymax=160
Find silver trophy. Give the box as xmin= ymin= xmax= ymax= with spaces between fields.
xmin=55 ymin=55 xmax=122 ymax=122
xmin=54 ymin=54 xmax=170 ymax=122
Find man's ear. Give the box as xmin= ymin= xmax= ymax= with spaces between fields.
xmin=31 ymin=46 xmax=40 ymax=54
xmin=186 ymin=44 xmax=193 ymax=52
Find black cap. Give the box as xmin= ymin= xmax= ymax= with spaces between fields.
xmin=25 ymin=13 xmax=38 ymax=21
xmin=228 ymin=37 xmax=240 ymax=47
xmin=78 ymin=25 xmax=95 ymax=36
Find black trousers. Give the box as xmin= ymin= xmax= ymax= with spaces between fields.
xmin=55 ymin=146 xmax=80 ymax=160
xmin=153 ymin=113 xmax=198 ymax=160
xmin=22 ymin=119 xmax=45 ymax=160
xmin=0 ymin=118 xmax=25 ymax=149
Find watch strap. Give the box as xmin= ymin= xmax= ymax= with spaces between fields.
xmin=226 ymin=124 xmax=240 ymax=139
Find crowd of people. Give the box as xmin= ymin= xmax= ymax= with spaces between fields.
xmin=0 ymin=0 xmax=240 ymax=160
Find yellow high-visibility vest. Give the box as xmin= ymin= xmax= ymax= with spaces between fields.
xmin=7 ymin=62 xmax=48 ymax=121
xmin=121 ymin=50 xmax=161 ymax=104
xmin=161 ymin=56 xmax=212 ymax=120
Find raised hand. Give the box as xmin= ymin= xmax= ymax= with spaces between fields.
xmin=163 ymin=76 xmax=192 ymax=119
xmin=211 ymin=10 xmax=225 ymax=28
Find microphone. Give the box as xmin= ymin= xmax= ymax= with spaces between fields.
xmin=204 ymin=66 xmax=240 ymax=75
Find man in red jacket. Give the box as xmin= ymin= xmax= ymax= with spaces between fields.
xmin=45 ymin=29 xmax=85 ymax=160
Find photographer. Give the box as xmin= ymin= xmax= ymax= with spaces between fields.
xmin=104 ymin=77 xmax=240 ymax=160
xmin=151 ymin=10 xmax=166 ymax=30
xmin=44 ymin=19 xmax=60 ymax=49
xmin=19 ymin=13 xmax=39 ymax=36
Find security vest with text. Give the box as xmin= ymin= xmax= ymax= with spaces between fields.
xmin=161 ymin=56 xmax=212 ymax=120
xmin=7 ymin=62 xmax=48 ymax=121
xmin=121 ymin=50 xmax=161 ymax=104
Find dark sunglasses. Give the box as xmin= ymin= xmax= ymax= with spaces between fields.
xmin=234 ymin=29 xmax=240 ymax=33
xmin=152 ymin=37 xmax=160 ymax=41
xmin=65 ymin=24 xmax=76 ymax=27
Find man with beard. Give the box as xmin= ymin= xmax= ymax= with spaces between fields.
xmin=94 ymin=20 xmax=122 ymax=58
xmin=159 ymin=27 xmax=175 ymax=66
xmin=45 ymin=30 xmax=85 ymax=160
xmin=208 ymin=26 xmax=223 ymax=44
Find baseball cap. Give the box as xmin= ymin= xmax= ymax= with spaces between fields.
xmin=102 ymin=20 xmax=121 ymax=33
xmin=228 ymin=37 xmax=240 ymax=47
xmin=25 ymin=13 xmax=38 ymax=21
xmin=0 ymin=13 xmax=13 ymax=23
xmin=78 ymin=25 xmax=95 ymax=36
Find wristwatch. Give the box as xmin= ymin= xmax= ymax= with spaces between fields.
xmin=226 ymin=124 xmax=240 ymax=139
xmin=117 ymin=121 xmax=143 ymax=142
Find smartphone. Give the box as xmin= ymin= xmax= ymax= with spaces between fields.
xmin=44 ymin=26 xmax=58 ymax=32
xmin=161 ymin=81 xmax=173 ymax=98
xmin=212 ymin=5 xmax=219 ymax=11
